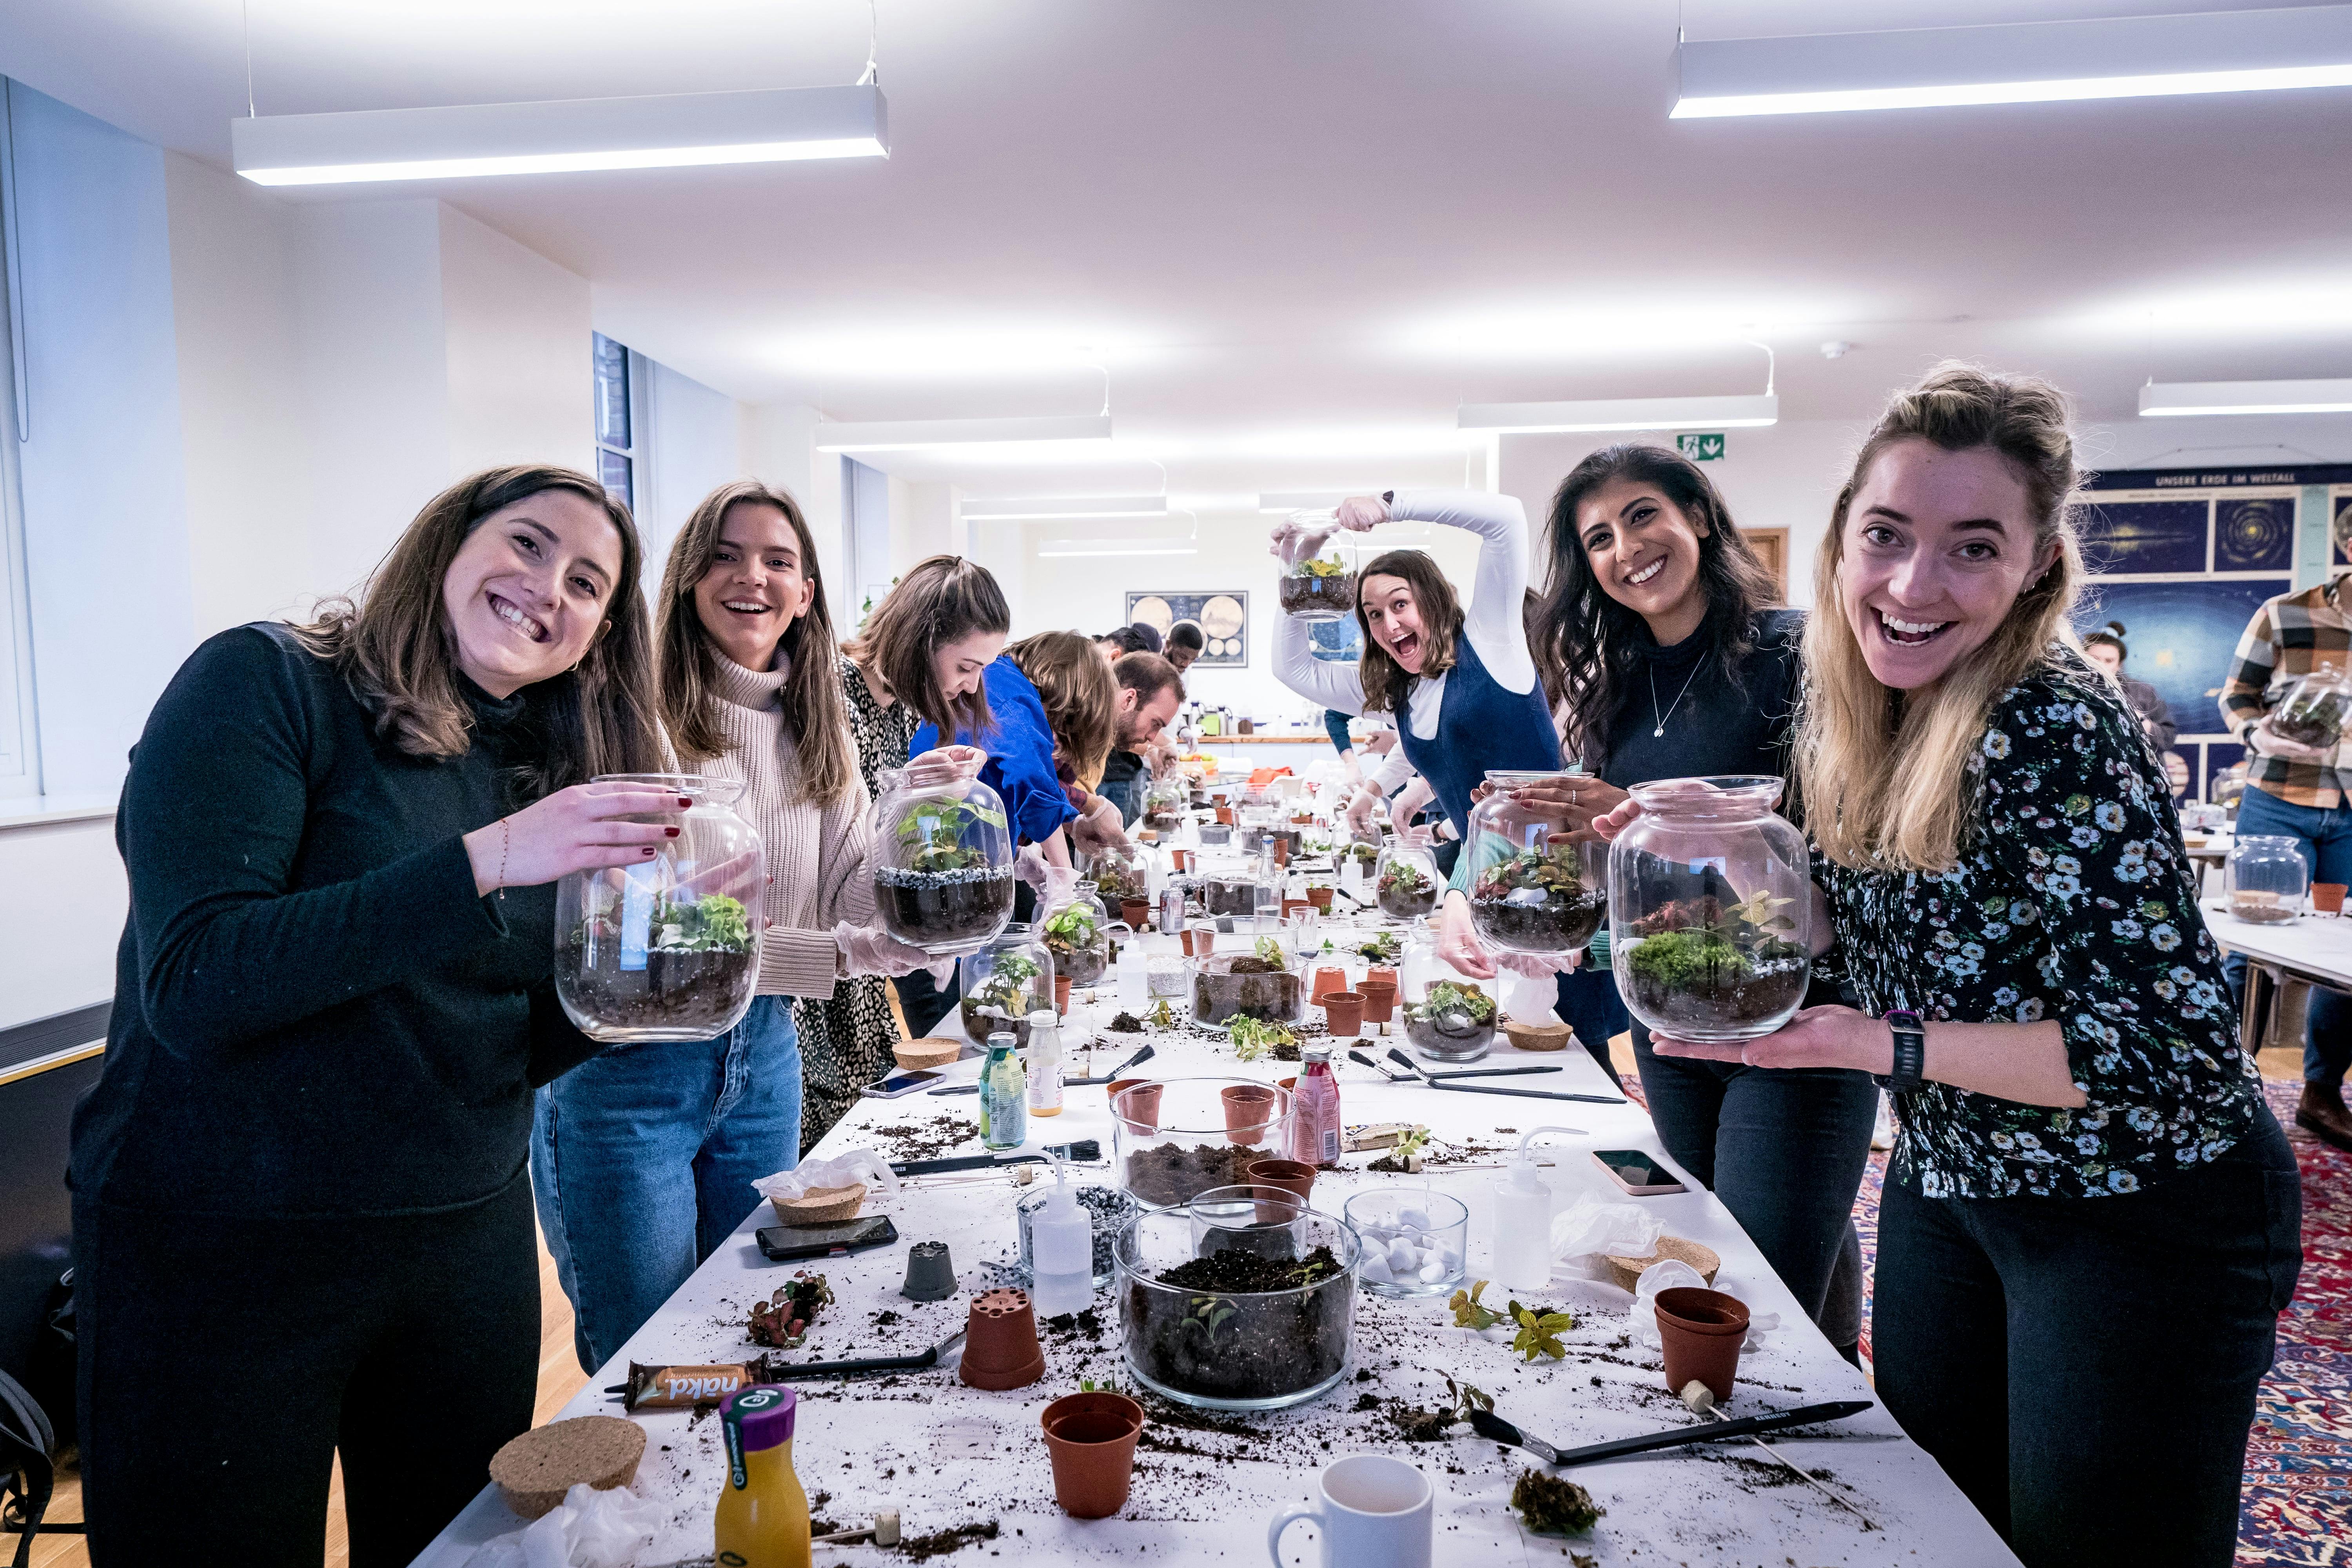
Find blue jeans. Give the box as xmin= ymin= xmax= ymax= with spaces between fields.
xmin=531 ymin=996 xmax=802 ymax=1373
xmin=2223 ymin=784 xmax=2352 ymax=1086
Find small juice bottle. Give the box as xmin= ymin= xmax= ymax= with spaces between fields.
xmin=714 ymin=1386 xmax=811 ymax=1568
xmin=1289 ymin=1044 xmax=1342 ymax=1166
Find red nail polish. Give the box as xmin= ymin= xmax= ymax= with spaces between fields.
xmin=643 ymin=848 xmax=657 ymax=857
xmin=666 ymin=826 xmax=681 ymax=837
xmin=677 ymin=796 xmax=693 ymax=807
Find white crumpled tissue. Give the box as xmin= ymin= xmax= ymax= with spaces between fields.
xmin=462 ymin=1483 xmax=697 ymax=1568
xmin=1548 ymin=1193 xmax=1666 ymax=1276
xmin=1624 ymin=1260 xmax=1780 ymax=1351
xmin=750 ymin=1147 xmax=900 ymax=1205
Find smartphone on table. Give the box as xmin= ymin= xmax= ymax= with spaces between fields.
xmin=757 ymin=1214 xmax=900 ymax=1261
xmin=1593 ymin=1149 xmax=1688 ymax=1196
xmin=861 ymin=1068 xmax=944 ymax=1099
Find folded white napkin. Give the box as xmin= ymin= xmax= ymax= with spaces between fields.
xmin=463 ymin=1483 xmax=694 ymax=1568
xmin=1549 ymin=1193 xmax=1665 ymax=1273
xmin=749 ymin=1148 xmax=900 ymax=1204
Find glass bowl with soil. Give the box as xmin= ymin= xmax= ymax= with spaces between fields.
xmin=1200 ymin=875 xmax=1270 ymax=919
xmin=1041 ymin=884 xmax=1114 ymax=987
xmin=1240 ymin=825 xmax=1303 ymax=861
xmin=2270 ymin=664 xmax=2352 ymax=751
xmin=1465 ymin=771 xmax=1606 ymax=953
xmin=1401 ymin=981 xmax=1497 ymax=1064
xmin=1275 ymin=520 xmax=1358 ymax=625
xmin=1191 ymin=942 xmax=1306 ymax=1027
xmin=871 ymin=766 xmax=1016 ymax=956
xmin=958 ymin=925 xmax=1055 ymax=1047
xmin=555 ymin=774 xmax=767 ymax=1043
xmin=1610 ymin=777 xmax=1812 ymax=1044
xmin=1373 ymin=845 xmax=1441 ymax=920
xmin=1117 ymin=1192 xmax=1357 ymax=1410
xmin=1141 ymin=777 xmax=1191 ymax=834
xmin=2227 ymin=835 xmax=2309 ymax=924
xmin=1115 ymin=1077 xmax=1295 ymax=1211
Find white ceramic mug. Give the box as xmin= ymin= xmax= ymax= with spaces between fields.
xmin=1266 ymin=1453 xmax=1433 ymax=1568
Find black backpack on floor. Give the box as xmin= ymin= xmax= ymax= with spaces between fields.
xmin=0 ymin=1365 xmax=80 ymax=1568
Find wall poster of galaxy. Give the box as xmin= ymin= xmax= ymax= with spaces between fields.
xmin=1126 ymin=591 xmax=1247 ymax=668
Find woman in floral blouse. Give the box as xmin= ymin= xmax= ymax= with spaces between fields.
xmin=1606 ymin=365 xmax=2299 ymax=1568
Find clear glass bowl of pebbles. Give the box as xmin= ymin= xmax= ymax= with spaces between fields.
xmin=1342 ymin=1190 xmax=1467 ymax=1298
xmin=1018 ymin=1185 xmax=1142 ymax=1289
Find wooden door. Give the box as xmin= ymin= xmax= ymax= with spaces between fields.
xmin=1742 ymin=528 xmax=1788 ymax=601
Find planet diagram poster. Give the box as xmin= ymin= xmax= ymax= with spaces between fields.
xmin=1126 ymin=591 xmax=1247 ymax=667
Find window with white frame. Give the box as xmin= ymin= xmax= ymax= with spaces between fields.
xmin=0 ymin=102 xmax=40 ymax=801
xmin=592 ymin=331 xmax=643 ymax=513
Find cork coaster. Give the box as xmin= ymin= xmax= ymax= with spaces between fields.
xmin=488 ymin=1416 xmax=645 ymax=1520
xmin=894 ymin=1037 xmax=964 ymax=1070
xmin=772 ymin=1183 xmax=868 ymax=1225
xmin=1502 ymin=1020 xmax=1573 ymax=1052
xmin=1604 ymin=1236 xmax=1722 ymax=1294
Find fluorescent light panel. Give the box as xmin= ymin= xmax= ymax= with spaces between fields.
xmin=233 ymin=85 xmax=887 ymax=186
xmin=1675 ymin=6 xmax=2352 ymax=118
xmin=1459 ymin=394 xmax=1777 ymax=434
xmin=1036 ymin=543 xmax=1198 ymax=558
xmin=1256 ymin=491 xmax=1358 ymax=514
xmin=813 ymin=414 xmax=1113 ymax=454
xmin=2139 ymin=378 xmax=2352 ymax=417
xmin=962 ymin=495 xmax=1168 ymax=520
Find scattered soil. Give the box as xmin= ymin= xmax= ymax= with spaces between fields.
xmin=1227 ymin=955 xmax=1281 ymax=975
xmin=1389 ymin=1402 xmax=1460 ymax=1441
xmin=1513 ymin=1469 xmax=1605 ymax=1535
xmin=895 ymin=1520 xmax=1001 ymax=1561
xmin=875 ymin=867 xmax=1016 ymax=949
xmin=1470 ymin=886 xmax=1606 ymax=953
xmin=1192 ymin=956 xmax=1305 ymax=1025
xmin=1123 ymin=1141 xmax=1261 ymax=1208
xmin=870 ymin=1116 xmax=980 ymax=1165
xmin=1278 ymin=570 xmax=1357 ymax=617
xmin=561 ymin=942 xmax=755 ymax=1035
xmin=1107 ymin=1012 xmax=1147 ymax=1033
xmin=1128 ymin=1244 xmax=1352 ymax=1406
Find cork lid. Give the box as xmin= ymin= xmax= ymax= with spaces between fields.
xmin=487 ymin=1416 xmax=646 ymax=1520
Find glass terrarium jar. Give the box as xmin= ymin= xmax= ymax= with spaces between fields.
xmin=871 ymin=766 xmax=1016 ymax=956
xmin=2227 ymin=834 xmax=2308 ymax=924
xmin=2271 ymin=664 xmax=2352 ymax=751
xmin=1080 ymin=844 xmax=1151 ymax=910
xmin=958 ymin=924 xmax=1054 ymax=1047
xmin=1373 ymin=845 xmax=1441 ymax=921
xmin=1113 ymin=1077 xmax=1294 ymax=1210
xmin=1199 ymin=871 xmax=1270 ymax=919
xmin=1610 ymin=776 xmax=1812 ymax=1044
xmin=1465 ymin=771 xmax=1607 ymax=953
xmin=1040 ymin=883 xmax=1113 ymax=987
xmin=1402 ymin=980 xmax=1497 ymax=1063
xmin=1191 ymin=940 xmax=1306 ymax=1027
xmin=1117 ymin=1190 xmax=1357 ymax=1411
xmin=556 ymin=774 xmax=766 ymax=1043
xmin=1140 ymin=776 xmax=1191 ymax=834
xmin=1276 ymin=515 xmax=1358 ymax=624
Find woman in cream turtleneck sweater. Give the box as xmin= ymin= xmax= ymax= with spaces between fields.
xmin=531 ymin=480 xmax=955 ymax=1373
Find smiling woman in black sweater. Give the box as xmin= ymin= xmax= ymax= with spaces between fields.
xmin=70 ymin=467 xmax=673 ymax=1568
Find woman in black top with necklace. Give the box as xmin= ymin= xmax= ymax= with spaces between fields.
xmin=1440 ymin=444 xmax=1876 ymax=1359
xmin=71 ymin=467 xmax=673 ymax=1567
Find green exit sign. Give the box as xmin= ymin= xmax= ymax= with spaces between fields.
xmin=1677 ymin=432 xmax=1726 ymax=461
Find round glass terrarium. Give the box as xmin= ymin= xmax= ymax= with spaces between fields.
xmin=1610 ymin=776 xmax=1812 ymax=1044
xmin=1113 ymin=1077 xmax=1294 ymax=1211
xmin=1079 ymin=843 xmax=1151 ymax=910
xmin=1464 ymin=771 xmax=1607 ymax=953
xmin=1276 ymin=514 xmax=1359 ymax=624
xmin=958 ymin=923 xmax=1054 ymax=1048
xmin=871 ymin=766 xmax=1016 ymax=956
xmin=1117 ymin=1189 xmax=1357 ymax=1411
xmin=1040 ymin=882 xmax=1114 ymax=987
xmin=1191 ymin=942 xmax=1306 ymax=1028
xmin=1373 ymin=844 xmax=1441 ymax=921
xmin=1140 ymin=776 xmax=1191 ymax=834
xmin=2227 ymin=835 xmax=2308 ymax=924
xmin=556 ymin=774 xmax=766 ymax=1043
xmin=2271 ymin=664 xmax=2352 ymax=751
xmin=1401 ymin=980 xmax=1497 ymax=1064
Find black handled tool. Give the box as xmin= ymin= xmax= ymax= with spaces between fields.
xmin=1469 ymin=1400 xmax=1872 ymax=1466
xmin=1068 ymin=1042 xmax=1156 ymax=1086
xmin=1349 ymin=1048 xmax=1413 ymax=1080
xmin=1383 ymin=1050 xmax=1624 ymax=1104
xmin=1381 ymin=1048 xmax=1559 ymax=1081
xmin=762 ymin=1329 xmax=967 ymax=1381
xmin=890 ymin=1139 xmax=1100 ymax=1176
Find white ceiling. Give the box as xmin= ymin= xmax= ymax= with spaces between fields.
xmin=6 ymin=0 xmax=2351 ymax=494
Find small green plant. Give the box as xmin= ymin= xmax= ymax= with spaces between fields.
xmin=1450 ymin=1279 xmax=1504 ymax=1330
xmin=1412 ymin=981 xmax=1497 ymax=1025
xmin=970 ymin=951 xmax=1042 ymax=1015
xmin=1252 ymin=935 xmax=1291 ymax=970
xmin=1624 ymin=892 xmax=1805 ymax=989
xmin=1041 ymin=901 xmax=1101 ymax=959
xmin=1356 ymin=930 xmax=1402 ymax=963
xmin=1228 ymin=1015 xmax=1297 ymax=1063
xmin=1145 ymin=996 xmax=1178 ymax=1029
xmin=1471 ymin=840 xmax=1593 ymax=903
xmin=650 ymin=892 xmax=751 ymax=953
xmin=1379 ymin=860 xmax=1432 ymax=898
xmin=1388 ymin=1376 xmax=1494 ymax=1441
xmin=1510 ymin=1301 xmax=1575 ymax=1362
xmin=1393 ymin=1126 xmax=1431 ymax=1164
xmin=1289 ymin=553 xmax=1350 ymax=580
xmin=893 ymin=798 xmax=1005 ymax=874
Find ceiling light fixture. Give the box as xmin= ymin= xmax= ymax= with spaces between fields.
xmin=1256 ymin=491 xmax=1363 ymax=514
xmin=232 ymin=84 xmax=888 ymax=185
xmin=813 ymin=414 xmax=1114 ymax=454
xmin=1034 ymin=542 xmax=1199 ymax=558
xmin=2138 ymin=378 xmax=2352 ymax=417
xmin=961 ymin=495 xmax=1168 ymax=521
xmin=1673 ymin=6 xmax=2352 ymax=119
xmin=1458 ymin=393 xmax=1778 ymax=434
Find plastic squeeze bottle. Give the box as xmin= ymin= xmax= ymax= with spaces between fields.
xmin=1025 ymin=1009 xmax=1065 ymax=1118
xmin=714 ymin=1385 xmax=811 ymax=1568
xmin=1116 ymin=938 xmax=1150 ymax=1011
xmin=1288 ymin=1044 xmax=1343 ymax=1165
xmin=1493 ymin=1125 xmax=1581 ymax=1291
xmin=1029 ymin=1149 xmax=1094 ymax=1318
xmin=980 ymin=1032 xmax=1027 ymax=1151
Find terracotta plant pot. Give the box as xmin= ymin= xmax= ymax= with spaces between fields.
xmin=1357 ymin=980 xmax=1397 ymax=1024
xmin=1272 ymin=837 xmax=1290 ymax=866
xmin=1246 ymin=1156 xmax=1317 ymax=1223
xmin=1055 ymin=974 xmax=1073 ymax=1014
xmin=1366 ymin=966 xmax=1398 ymax=989
xmin=1282 ymin=898 xmax=1312 ymax=918
xmin=1040 ymin=1392 xmax=1145 ymax=1519
xmin=1309 ymin=966 xmax=1347 ymax=1002
xmin=1170 ymin=849 xmax=1194 ymax=873
xmin=1654 ymin=1286 xmax=1750 ymax=1404
xmin=1321 ymin=991 xmax=1364 ymax=1036
xmin=1122 ymin=899 xmax=1151 ymax=929
xmin=2317 ymin=882 xmax=2348 ymax=915
xmin=1306 ymin=887 xmax=1334 ymax=913
xmin=1221 ymin=1083 xmax=1279 ymax=1145
xmin=959 ymin=1287 xmax=1046 ymax=1391
xmin=1110 ymin=1080 xmax=1163 ymax=1134
xmin=1215 ymin=805 xmax=1236 ymax=825
xmin=1180 ymin=929 xmax=1197 ymax=957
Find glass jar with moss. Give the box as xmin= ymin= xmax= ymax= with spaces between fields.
xmin=1040 ymin=882 xmax=1113 ymax=986
xmin=958 ymin=924 xmax=1054 ymax=1048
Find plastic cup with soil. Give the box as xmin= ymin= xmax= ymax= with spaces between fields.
xmin=1116 ymin=1196 xmax=1357 ymax=1411
xmin=1615 ymin=895 xmax=1811 ymax=1044
xmin=1653 ymin=1286 xmax=1749 ymax=1403
xmin=1040 ymin=1392 xmax=1145 ymax=1519
xmin=1402 ymin=981 xmax=1497 ymax=1064
xmin=1191 ymin=950 xmax=1305 ymax=1027
xmin=1116 ymin=1078 xmax=1294 ymax=1210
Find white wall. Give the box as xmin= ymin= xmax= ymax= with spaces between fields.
xmin=0 ymin=816 xmax=123 ymax=1030
xmin=440 ymin=206 xmax=592 ymax=482
xmin=642 ymin=358 xmax=741 ymax=572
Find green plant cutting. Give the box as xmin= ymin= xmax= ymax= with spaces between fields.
xmin=895 ymin=798 xmax=1004 ymax=873
xmin=1413 ymin=982 xmax=1496 ymax=1024
xmin=1380 ymin=861 xmax=1432 ymax=898
xmin=1228 ymin=1015 xmax=1297 ymax=1063
xmin=971 ymin=951 xmax=1041 ymax=1014
xmin=1356 ymin=930 xmax=1402 ymax=963
xmin=1253 ymin=936 xmax=1291 ymax=969
xmin=1448 ymin=1278 xmax=1573 ymax=1360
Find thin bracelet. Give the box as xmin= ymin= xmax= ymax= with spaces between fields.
xmin=497 ymin=817 xmax=509 ymax=901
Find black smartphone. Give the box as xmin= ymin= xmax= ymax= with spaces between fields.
xmin=1593 ymin=1149 xmax=1688 ymax=1196
xmin=861 ymin=1069 xmax=943 ymax=1099
xmin=757 ymin=1214 xmax=900 ymax=1261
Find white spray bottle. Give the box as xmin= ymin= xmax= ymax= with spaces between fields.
xmin=1492 ymin=1124 xmax=1582 ymax=1291
xmin=1028 ymin=1149 xmax=1094 ymax=1318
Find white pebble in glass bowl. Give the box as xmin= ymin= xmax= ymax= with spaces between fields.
xmin=1343 ymin=1189 xmax=1468 ymax=1299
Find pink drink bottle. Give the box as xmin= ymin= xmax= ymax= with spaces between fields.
xmin=1289 ymin=1044 xmax=1342 ymax=1165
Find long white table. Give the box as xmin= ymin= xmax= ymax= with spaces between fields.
xmin=415 ymin=913 xmax=2017 ymax=1567
xmin=2202 ymin=895 xmax=2352 ymax=1053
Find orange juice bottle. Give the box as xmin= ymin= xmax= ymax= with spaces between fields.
xmin=715 ymin=1386 xmax=811 ymax=1568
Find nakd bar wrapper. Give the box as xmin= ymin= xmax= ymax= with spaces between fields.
xmin=622 ymin=1359 xmax=779 ymax=1411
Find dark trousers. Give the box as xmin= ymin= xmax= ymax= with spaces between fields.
xmin=74 ymin=1173 xmax=539 ymax=1568
xmin=895 ymin=881 xmax=1036 ymax=1038
xmin=1632 ymin=1026 xmax=1877 ymax=1349
xmin=1875 ymin=1109 xmax=2301 ymax=1568
xmin=1555 ymin=967 xmax=1628 ymax=1086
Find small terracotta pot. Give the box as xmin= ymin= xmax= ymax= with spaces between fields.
xmin=1246 ymin=1156 xmax=1317 ymax=1223
xmin=1290 ymin=813 xmax=1314 ymax=826
xmin=959 ymin=1288 xmax=1045 ymax=1391
xmin=1272 ymin=837 xmax=1290 ymax=866
xmin=1170 ymin=849 xmax=1194 ymax=873
xmin=1654 ymin=1286 xmax=1750 ymax=1404
xmin=1321 ymin=991 xmax=1364 ymax=1036
xmin=1276 ymin=1076 xmax=1297 ymax=1094
xmin=1310 ymin=966 xmax=1347 ymax=1002
xmin=1357 ymin=980 xmax=1398 ymax=1024
xmin=1215 ymin=805 xmax=1236 ymax=825
xmin=1221 ymin=1083 xmax=1279 ymax=1145
xmin=1366 ymin=966 xmax=1398 ymax=989
xmin=1282 ymin=898 xmax=1312 ymax=918
xmin=2318 ymin=882 xmax=2348 ymax=915
xmin=1040 ymin=1392 xmax=1144 ymax=1518
xmin=1306 ymin=887 xmax=1334 ymax=913
xmin=1055 ymin=974 xmax=1073 ymax=1013
xmin=1109 ymin=1080 xmax=1163 ymax=1134
xmin=1121 ymin=899 xmax=1150 ymax=929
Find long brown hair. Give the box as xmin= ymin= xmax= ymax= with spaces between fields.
xmin=1355 ymin=549 xmax=1463 ymax=715
xmin=1005 ymin=630 xmax=1120 ymax=788
xmin=293 ymin=465 xmax=661 ymax=800
xmin=1797 ymin=363 xmax=2084 ymax=873
xmin=842 ymin=554 xmax=1011 ymax=739
xmin=655 ymin=481 xmax=855 ymax=806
